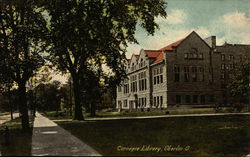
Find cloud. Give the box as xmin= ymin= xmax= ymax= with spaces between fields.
xmin=196 ymin=27 xmax=210 ymax=37
xmin=126 ymin=11 xmax=250 ymax=58
xmin=211 ymin=12 xmax=250 ymax=45
xmin=156 ymin=9 xmax=187 ymax=25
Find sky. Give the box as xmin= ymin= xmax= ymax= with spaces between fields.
xmin=126 ymin=0 xmax=250 ymax=58
xmin=52 ymin=0 xmax=250 ymax=83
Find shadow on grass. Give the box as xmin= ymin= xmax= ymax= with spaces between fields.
xmin=0 ymin=117 xmax=34 ymax=156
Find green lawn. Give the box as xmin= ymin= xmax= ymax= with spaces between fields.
xmin=53 ymin=114 xmax=250 ymax=157
xmin=44 ymin=108 xmax=217 ymax=120
xmin=0 ymin=118 xmax=34 ymax=156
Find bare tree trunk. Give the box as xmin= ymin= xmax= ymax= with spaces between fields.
xmin=18 ymin=81 xmax=30 ymax=130
xmin=90 ymin=103 xmax=96 ymax=117
xmin=72 ymin=74 xmax=84 ymax=120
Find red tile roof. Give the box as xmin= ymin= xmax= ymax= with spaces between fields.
xmin=145 ymin=50 xmax=164 ymax=64
xmin=145 ymin=50 xmax=162 ymax=58
xmin=160 ymin=39 xmax=184 ymax=51
xmin=152 ymin=52 xmax=164 ymax=64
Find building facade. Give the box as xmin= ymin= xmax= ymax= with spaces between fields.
xmin=116 ymin=31 xmax=249 ymax=110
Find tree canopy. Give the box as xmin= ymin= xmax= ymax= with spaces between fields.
xmin=43 ymin=0 xmax=167 ymax=120
xmin=0 ymin=0 xmax=49 ymax=130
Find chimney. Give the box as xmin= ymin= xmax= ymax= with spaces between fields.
xmin=204 ymin=36 xmax=216 ymax=49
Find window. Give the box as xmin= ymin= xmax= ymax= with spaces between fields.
xmin=123 ymin=79 xmax=129 ymax=93
xmin=192 ymin=67 xmax=198 ymax=82
xmin=198 ymin=53 xmax=203 ymax=59
xmin=185 ymin=95 xmax=191 ymax=103
xmin=174 ymin=65 xmax=180 ymax=82
xmin=198 ymin=67 xmax=204 ymax=82
xmin=176 ymin=95 xmax=181 ymax=104
xmin=193 ymin=95 xmax=198 ymax=103
xmin=193 ymin=53 xmax=198 ymax=58
xmin=184 ymin=66 xmax=190 ymax=82
xmin=200 ymin=95 xmax=205 ymax=104
xmin=229 ymin=55 xmax=234 ymax=61
xmin=139 ymin=98 xmax=146 ymax=107
xmin=221 ymin=64 xmax=225 ymax=70
xmin=153 ymin=97 xmax=157 ymax=106
xmin=221 ymin=73 xmax=225 ymax=79
xmin=153 ymin=67 xmax=164 ymax=85
xmin=208 ymin=95 xmax=214 ymax=103
xmin=118 ymin=101 xmax=122 ymax=108
xmin=157 ymin=96 xmax=159 ymax=107
xmin=139 ymin=71 xmax=147 ymax=91
xmin=160 ymin=96 xmax=163 ymax=106
xmin=221 ymin=54 xmax=225 ymax=61
xmin=130 ymin=75 xmax=137 ymax=92
xmin=229 ymin=64 xmax=234 ymax=69
xmin=118 ymin=86 xmax=122 ymax=92
xmin=123 ymin=100 xmax=128 ymax=107
xmin=184 ymin=53 xmax=188 ymax=59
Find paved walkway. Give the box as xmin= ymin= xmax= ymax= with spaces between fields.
xmin=0 ymin=113 xmax=19 ymax=125
xmin=32 ymin=113 xmax=101 ymax=156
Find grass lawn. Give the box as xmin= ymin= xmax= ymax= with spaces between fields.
xmin=0 ymin=117 xmax=34 ymax=156
xmin=53 ymin=114 xmax=250 ymax=157
xmin=43 ymin=108 xmax=217 ymax=120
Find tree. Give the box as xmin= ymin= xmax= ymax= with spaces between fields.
xmin=227 ymin=57 xmax=250 ymax=111
xmin=43 ymin=0 xmax=167 ymax=120
xmin=0 ymin=0 xmax=48 ymax=130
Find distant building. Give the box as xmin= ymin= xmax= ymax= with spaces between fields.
xmin=116 ymin=31 xmax=249 ymax=110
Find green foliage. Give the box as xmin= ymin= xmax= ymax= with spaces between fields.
xmin=0 ymin=0 xmax=50 ymax=129
xmin=33 ymin=81 xmax=63 ymax=111
xmin=0 ymin=0 xmax=49 ymax=84
xmin=228 ymin=58 xmax=249 ymax=99
xmin=40 ymin=0 xmax=167 ymax=119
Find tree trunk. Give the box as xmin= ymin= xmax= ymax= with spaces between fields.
xmin=18 ymin=81 xmax=30 ymax=130
xmin=90 ymin=103 xmax=96 ymax=117
xmin=72 ymin=74 xmax=84 ymax=120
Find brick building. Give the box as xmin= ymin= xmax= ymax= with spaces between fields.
xmin=116 ymin=31 xmax=249 ymax=110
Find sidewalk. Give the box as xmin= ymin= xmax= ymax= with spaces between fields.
xmin=32 ymin=112 xmax=101 ymax=156
xmin=0 ymin=113 xmax=19 ymax=125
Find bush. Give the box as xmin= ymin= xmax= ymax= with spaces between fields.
xmin=232 ymin=103 xmax=244 ymax=112
xmin=214 ymin=103 xmax=223 ymax=113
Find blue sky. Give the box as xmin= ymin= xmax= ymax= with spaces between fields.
xmin=126 ymin=0 xmax=250 ymax=57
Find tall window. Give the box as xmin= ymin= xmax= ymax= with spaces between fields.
xmin=176 ymin=95 xmax=181 ymax=104
xmin=200 ymin=95 xmax=205 ymax=104
xmin=198 ymin=67 xmax=204 ymax=82
xmin=221 ymin=73 xmax=225 ymax=79
xmin=221 ymin=64 xmax=225 ymax=70
xmin=139 ymin=71 xmax=147 ymax=91
xmin=184 ymin=66 xmax=190 ymax=82
xmin=185 ymin=95 xmax=191 ymax=103
xmin=160 ymin=96 xmax=163 ymax=107
xmin=130 ymin=75 xmax=137 ymax=92
xmin=153 ymin=67 xmax=163 ymax=85
xmin=192 ymin=67 xmax=198 ymax=82
xmin=221 ymin=54 xmax=225 ymax=61
xmin=209 ymin=95 xmax=214 ymax=103
xmin=193 ymin=95 xmax=198 ymax=103
xmin=123 ymin=100 xmax=128 ymax=107
xmin=153 ymin=96 xmax=163 ymax=107
xmin=118 ymin=86 xmax=122 ymax=92
xmin=229 ymin=55 xmax=234 ymax=61
xmin=174 ymin=65 xmax=180 ymax=82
